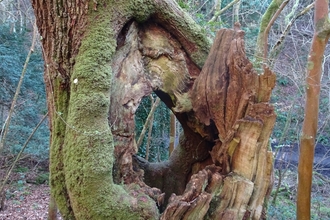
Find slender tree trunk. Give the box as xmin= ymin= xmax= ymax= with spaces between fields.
xmin=254 ymin=0 xmax=287 ymax=69
xmin=137 ymin=97 xmax=160 ymax=149
xmin=297 ymin=1 xmax=330 ymax=219
xmin=169 ymin=112 xmax=176 ymax=156
xmin=48 ymin=196 xmax=57 ymax=220
xmin=145 ymin=96 xmax=155 ymax=161
xmin=208 ymin=0 xmax=239 ymax=23
xmin=232 ymin=0 xmax=241 ymax=25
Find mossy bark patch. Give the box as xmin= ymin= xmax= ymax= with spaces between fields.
xmin=58 ymin=5 xmax=160 ymax=219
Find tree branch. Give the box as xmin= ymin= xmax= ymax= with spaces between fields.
xmin=263 ymin=0 xmax=289 ymax=63
xmin=0 ymin=112 xmax=48 ymax=211
xmin=137 ymin=97 xmax=161 ymax=149
xmin=254 ymin=0 xmax=287 ymax=70
xmin=269 ymin=2 xmax=315 ymax=61
xmin=208 ymin=0 xmax=240 ymax=23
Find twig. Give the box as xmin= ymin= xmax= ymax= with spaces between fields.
xmin=208 ymin=0 xmax=240 ymax=23
xmin=263 ymin=0 xmax=289 ymax=63
xmin=194 ymin=0 xmax=211 ymax=14
xmin=137 ymin=97 xmax=160 ymax=149
xmin=0 ymin=117 xmax=8 ymax=144
xmin=0 ymin=112 xmax=48 ymax=209
xmin=269 ymin=2 xmax=315 ymax=60
xmin=314 ymin=172 xmax=330 ymax=184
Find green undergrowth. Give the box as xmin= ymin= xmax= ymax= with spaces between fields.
xmin=268 ymin=169 xmax=330 ymax=219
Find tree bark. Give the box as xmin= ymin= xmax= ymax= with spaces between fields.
xmin=31 ymin=0 xmax=276 ymax=219
xmin=297 ymin=0 xmax=330 ymax=219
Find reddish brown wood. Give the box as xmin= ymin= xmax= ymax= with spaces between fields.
xmin=297 ymin=0 xmax=330 ymax=219
xmin=161 ymin=28 xmax=276 ymax=219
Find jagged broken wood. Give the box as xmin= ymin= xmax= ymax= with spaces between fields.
xmin=160 ymin=28 xmax=276 ymax=219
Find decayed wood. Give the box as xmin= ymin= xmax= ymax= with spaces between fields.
xmin=110 ymin=22 xmax=153 ymax=185
xmin=192 ymin=29 xmax=259 ymax=143
xmin=231 ymin=119 xmax=263 ymax=180
xmin=162 ymin=28 xmax=276 ymax=219
xmin=161 ymin=166 xmax=220 ymax=220
xmin=208 ymin=174 xmax=254 ymax=219
xmin=111 ymin=20 xmax=209 ymax=188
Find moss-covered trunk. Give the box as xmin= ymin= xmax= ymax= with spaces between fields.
xmin=32 ymin=0 xmax=275 ymax=219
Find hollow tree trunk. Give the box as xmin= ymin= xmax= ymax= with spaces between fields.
xmin=31 ymin=0 xmax=275 ymax=219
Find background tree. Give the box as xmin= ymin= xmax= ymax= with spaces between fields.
xmin=297 ymin=0 xmax=330 ymax=219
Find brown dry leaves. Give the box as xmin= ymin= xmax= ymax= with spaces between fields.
xmin=0 ymin=184 xmax=62 ymax=220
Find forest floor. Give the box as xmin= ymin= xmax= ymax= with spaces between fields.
xmin=0 ymin=155 xmax=61 ymax=220
xmin=0 ymin=149 xmax=329 ymax=220
xmin=0 ymin=184 xmax=57 ymax=219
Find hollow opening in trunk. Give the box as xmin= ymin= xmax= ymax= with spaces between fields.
xmin=135 ymin=92 xmax=183 ymax=162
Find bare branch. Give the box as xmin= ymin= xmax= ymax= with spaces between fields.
xmin=0 ymin=21 xmax=38 ymax=153
xmin=0 ymin=112 xmax=48 ymax=210
xmin=145 ymin=96 xmax=156 ymax=161
xmin=194 ymin=0 xmax=211 ymax=13
xmin=208 ymin=0 xmax=240 ymax=23
xmin=270 ymin=2 xmax=315 ymax=60
xmin=137 ymin=97 xmax=161 ymax=149
xmin=263 ymin=0 xmax=289 ymax=63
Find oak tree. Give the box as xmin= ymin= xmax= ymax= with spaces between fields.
xmin=31 ymin=0 xmax=276 ymax=219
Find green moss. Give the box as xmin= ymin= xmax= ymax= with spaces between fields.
xmin=50 ymin=77 xmax=75 ymax=219
xmin=148 ymin=1 xmax=210 ymax=68
xmin=307 ymin=61 xmax=314 ymax=70
xmin=36 ymin=172 xmax=49 ymax=184
xmin=50 ymin=0 xmax=211 ymax=217
xmin=255 ymin=0 xmax=283 ymax=67
xmin=59 ymin=7 xmax=158 ymax=219
xmin=171 ymin=92 xmax=192 ymax=113
xmin=259 ymin=0 xmax=282 ymax=33
xmin=150 ymin=57 xmax=181 ymax=93
xmin=129 ymin=0 xmax=155 ymax=22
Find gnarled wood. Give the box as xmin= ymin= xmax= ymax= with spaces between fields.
xmin=161 ymin=28 xmax=276 ymax=219
xmin=32 ymin=0 xmax=276 ymax=218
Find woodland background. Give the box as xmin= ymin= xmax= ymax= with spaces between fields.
xmin=0 ymin=0 xmax=329 ymax=219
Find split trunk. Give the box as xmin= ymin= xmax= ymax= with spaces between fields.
xmin=31 ymin=0 xmax=276 ymax=219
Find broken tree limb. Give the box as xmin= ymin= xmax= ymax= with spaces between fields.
xmin=161 ymin=27 xmax=276 ymax=219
